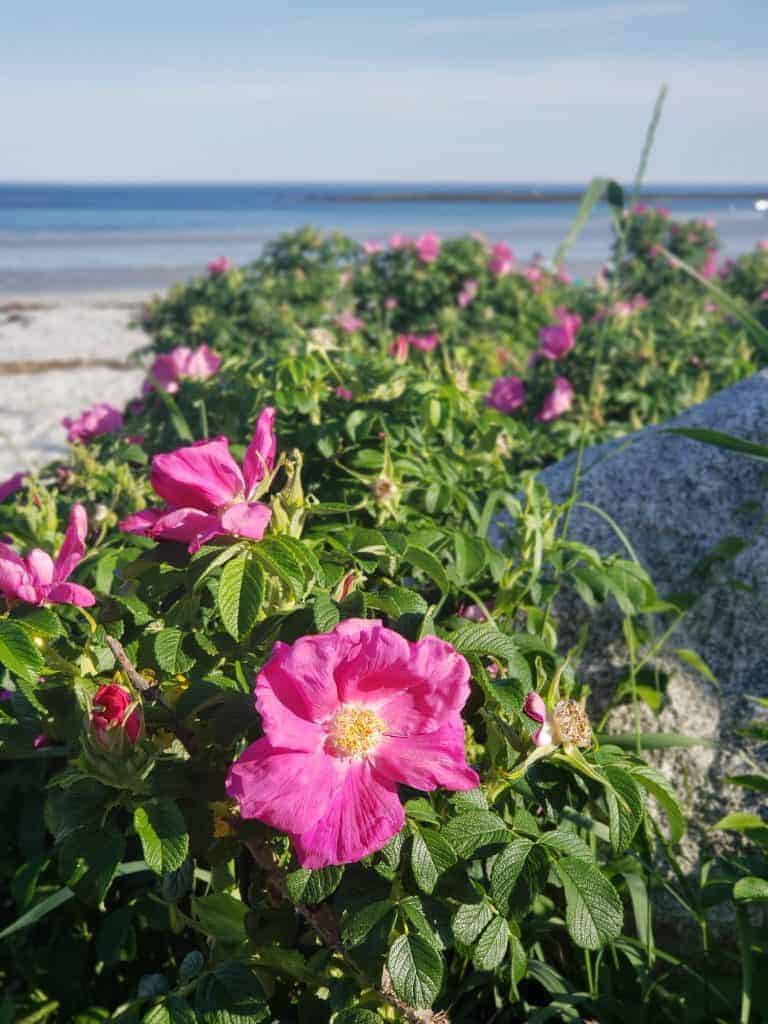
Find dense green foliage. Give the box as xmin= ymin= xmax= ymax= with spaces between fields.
xmin=1 ymin=206 xmax=767 ymax=1024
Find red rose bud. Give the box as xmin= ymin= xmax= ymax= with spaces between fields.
xmin=91 ymin=683 xmax=142 ymax=747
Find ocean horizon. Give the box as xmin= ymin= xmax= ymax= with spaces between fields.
xmin=1 ymin=182 xmax=766 ymax=295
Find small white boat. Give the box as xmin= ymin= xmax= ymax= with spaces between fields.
xmin=755 ymin=199 xmax=768 ymax=212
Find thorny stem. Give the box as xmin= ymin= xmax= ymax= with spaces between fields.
xmin=105 ymin=635 xmax=198 ymax=755
xmin=245 ymin=838 xmax=449 ymax=1024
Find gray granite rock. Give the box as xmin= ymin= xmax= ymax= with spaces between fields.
xmin=502 ymin=371 xmax=768 ymax=872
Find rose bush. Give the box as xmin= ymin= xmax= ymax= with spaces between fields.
xmin=1 ymin=199 xmax=767 ymax=1023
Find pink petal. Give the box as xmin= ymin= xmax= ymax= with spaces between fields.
xmin=243 ymin=407 xmax=277 ymax=497
xmin=119 ymin=508 xmax=167 ymax=536
xmin=122 ymin=507 xmax=220 ymax=546
xmin=0 ymin=545 xmax=35 ymax=602
xmin=219 ymin=501 xmax=272 ymax=541
xmin=375 ymin=717 xmax=479 ymax=792
xmin=290 ymin=760 xmax=404 ymax=868
xmin=333 ymin=619 xmax=413 ymax=704
xmin=151 ymin=437 xmax=244 ymax=512
xmin=226 ymin=738 xmax=339 ymax=834
xmin=523 ymin=691 xmax=546 ymax=723
xmin=256 ymin=635 xmax=342 ymax=746
xmin=0 ymin=472 xmax=25 ymax=502
xmin=26 ymin=549 xmax=55 ymax=587
xmin=185 ymin=344 xmax=221 ymax=380
xmin=53 ymin=504 xmax=88 ymax=582
xmin=45 ymin=582 xmax=96 ymax=607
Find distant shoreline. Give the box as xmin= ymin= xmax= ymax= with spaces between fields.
xmin=303 ymin=189 xmax=768 ymax=204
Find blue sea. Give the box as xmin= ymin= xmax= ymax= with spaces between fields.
xmin=1 ymin=183 xmax=766 ymax=295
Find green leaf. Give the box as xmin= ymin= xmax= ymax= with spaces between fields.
xmin=192 ymin=893 xmax=248 ymax=944
xmin=334 ymin=1011 xmax=382 ymax=1024
xmin=411 ymin=830 xmax=457 ymax=894
xmin=0 ymin=886 xmax=74 ymax=940
xmin=727 ymin=773 xmax=768 ymax=792
xmin=14 ymin=607 xmax=62 ymax=639
xmin=603 ymin=766 xmax=645 ymax=855
xmin=217 ymin=554 xmax=264 ymax=640
xmin=0 ymin=621 xmax=44 ymax=683
xmin=155 ymin=387 xmax=194 ymax=442
xmin=58 ymin=827 xmax=125 ymax=905
xmin=599 ymin=731 xmax=712 ymax=750
xmin=473 ymin=916 xmax=509 ymax=972
xmin=452 ymin=901 xmax=493 ymax=945
xmin=453 ymin=533 xmax=487 ymax=586
xmin=342 ymin=900 xmax=395 ymax=948
xmin=554 ymin=176 xmax=608 ymax=268
xmin=490 ymin=839 xmax=535 ymax=913
xmin=404 ymin=545 xmax=450 ymax=594
xmin=450 ymin=624 xmax=532 ymax=689
xmin=286 ymin=864 xmax=344 ymax=905
xmin=733 ymin=877 xmax=768 ymax=902
xmin=628 ymin=765 xmax=685 ymax=842
xmin=142 ymin=998 xmax=197 ymax=1024
xmin=666 ymin=427 xmax=768 ymax=462
xmin=386 ymin=933 xmax=444 ymax=1009
xmin=134 ymin=800 xmax=190 ymax=876
xmin=712 ymin=812 xmax=767 ymax=833
xmin=442 ymin=811 xmax=511 ymax=858
xmin=553 ymin=857 xmax=623 ymax=949
xmin=674 ymin=648 xmax=718 ymax=687
xmin=537 ymin=829 xmax=594 ymax=862
xmin=154 ymin=628 xmax=196 ymax=675
xmin=398 ymin=896 xmax=442 ymax=950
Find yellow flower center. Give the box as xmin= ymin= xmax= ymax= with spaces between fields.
xmin=328 ymin=704 xmax=385 ymax=760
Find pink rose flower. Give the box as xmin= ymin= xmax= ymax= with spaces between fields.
xmin=415 ymin=232 xmax=441 ymax=264
xmin=458 ymin=280 xmax=478 ymax=308
xmin=408 ymin=332 xmax=439 ymax=352
xmin=146 ymin=345 xmax=221 ymax=395
xmin=758 ymin=240 xmax=768 ymax=251
xmin=648 ymin=244 xmax=661 ymax=258
xmin=335 ymin=386 xmax=353 ymax=401
xmin=488 ymin=242 xmax=515 ymax=277
xmin=384 ymin=297 xmax=398 ymax=311
xmin=557 ymin=268 xmax=573 ymax=284
xmin=655 ymin=206 xmax=670 ymax=218
xmin=120 ymin=408 xmax=276 ymax=554
xmin=226 ymin=619 xmax=478 ymax=868
xmin=362 ymin=241 xmax=383 ymax=255
xmin=33 ymin=734 xmax=52 ymax=749
xmin=336 ymin=311 xmax=364 ymax=333
xmin=701 ymin=248 xmax=718 ymax=280
xmin=208 ymin=256 xmax=232 ymax=275
xmin=91 ymin=683 xmax=142 ymax=746
xmin=536 ymin=376 xmax=574 ymax=423
xmin=389 ymin=234 xmax=410 ymax=250
xmin=538 ymin=307 xmax=581 ymax=361
xmin=0 ymin=472 xmax=25 ymax=503
xmin=632 ymin=203 xmax=649 ymax=215
xmin=523 ymin=266 xmax=543 ymax=284
xmin=760 ymin=289 xmax=768 ymax=302
xmin=0 ymin=504 xmax=95 ymax=608
xmin=389 ymin=335 xmax=410 ymax=363
xmin=484 ymin=376 xmax=525 ymax=414
xmin=62 ymin=403 xmax=123 ymax=444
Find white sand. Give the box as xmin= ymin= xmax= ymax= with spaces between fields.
xmin=0 ymin=299 xmax=151 ymax=478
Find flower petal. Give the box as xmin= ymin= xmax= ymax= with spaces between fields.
xmin=53 ymin=503 xmax=89 ymax=582
xmin=256 ymin=635 xmax=342 ymax=747
xmin=0 ymin=545 xmax=35 ymax=602
xmin=219 ymin=501 xmax=272 ymax=541
xmin=523 ymin=691 xmax=546 ymax=724
xmin=243 ymin=407 xmax=278 ymax=498
xmin=46 ymin=582 xmax=96 ymax=607
xmin=151 ymin=437 xmax=244 ymax=512
xmin=375 ymin=717 xmax=479 ymax=792
xmin=26 ymin=550 xmax=55 ymax=587
xmin=226 ymin=738 xmax=339 ymax=834
xmin=290 ymin=760 xmax=404 ymax=868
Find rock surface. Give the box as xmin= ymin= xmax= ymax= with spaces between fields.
xmin=518 ymin=371 xmax=768 ymax=867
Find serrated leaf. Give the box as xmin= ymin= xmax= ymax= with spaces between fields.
xmin=604 ymin=765 xmax=645 ymax=855
xmin=733 ymin=877 xmax=768 ymax=901
xmin=58 ymin=827 xmax=125 ymax=906
xmin=386 ymin=933 xmax=444 ymax=1009
xmin=399 ymin=896 xmax=442 ymax=950
xmin=217 ymin=554 xmax=264 ymax=640
xmin=334 ymin=1011 xmax=381 ymax=1024
xmin=629 ymin=765 xmax=685 ymax=842
xmin=192 ymin=894 xmax=248 ymax=944
xmin=537 ymin=829 xmax=594 ymax=862
xmin=452 ymin=901 xmax=493 ymax=945
xmin=553 ymin=857 xmax=623 ymax=949
xmin=142 ymin=999 xmax=197 ymax=1024
xmin=342 ymin=900 xmax=395 ymax=948
xmin=473 ymin=916 xmax=509 ymax=971
xmin=0 ymin=621 xmax=44 ymax=683
xmin=404 ymin=545 xmax=450 ymax=594
xmin=442 ymin=811 xmax=511 ymax=858
xmin=286 ymin=864 xmax=344 ymax=905
xmin=411 ymin=830 xmax=456 ymax=894
xmin=489 ymin=838 xmax=535 ymax=913
xmin=134 ymin=799 xmax=189 ymax=876
xmin=450 ymin=624 xmax=532 ymax=689
xmin=154 ymin=628 xmax=196 ymax=675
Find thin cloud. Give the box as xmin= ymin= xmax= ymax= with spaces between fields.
xmin=411 ymin=2 xmax=689 ymax=36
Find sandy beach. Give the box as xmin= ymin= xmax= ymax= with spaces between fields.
xmin=0 ymin=295 xmax=151 ymax=478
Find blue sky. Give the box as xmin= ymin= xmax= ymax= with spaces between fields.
xmin=2 ymin=0 xmax=766 ymax=182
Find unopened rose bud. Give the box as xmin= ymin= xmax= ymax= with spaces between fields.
xmin=91 ymin=683 xmax=142 ymax=748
